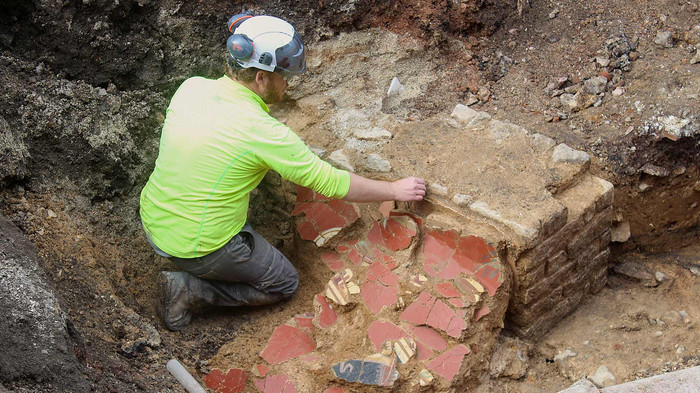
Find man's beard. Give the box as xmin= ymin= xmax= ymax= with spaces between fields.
xmin=260 ymin=86 xmax=283 ymax=104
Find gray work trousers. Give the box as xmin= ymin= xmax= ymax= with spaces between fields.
xmin=169 ymin=224 xmax=299 ymax=307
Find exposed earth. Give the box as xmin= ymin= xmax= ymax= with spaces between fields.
xmin=0 ymin=0 xmax=698 ymax=392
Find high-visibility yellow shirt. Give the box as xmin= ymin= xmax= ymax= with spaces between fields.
xmin=139 ymin=76 xmax=350 ymax=258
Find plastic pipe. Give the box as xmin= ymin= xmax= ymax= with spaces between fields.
xmin=166 ymin=358 xmax=207 ymax=393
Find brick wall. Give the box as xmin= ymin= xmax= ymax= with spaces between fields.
xmin=507 ymin=175 xmax=614 ymax=339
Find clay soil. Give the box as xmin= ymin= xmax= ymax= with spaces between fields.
xmin=1 ymin=0 xmax=698 ymax=392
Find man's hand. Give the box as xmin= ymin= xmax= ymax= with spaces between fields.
xmin=391 ymin=177 xmax=426 ymax=201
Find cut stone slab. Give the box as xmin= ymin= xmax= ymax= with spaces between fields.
xmin=557 ymin=378 xmax=600 ymax=393
xmin=601 ymin=366 xmax=700 ymax=393
xmin=203 ymin=368 xmax=248 ymax=393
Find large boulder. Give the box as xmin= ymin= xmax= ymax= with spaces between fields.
xmin=0 ymin=213 xmax=89 ymax=392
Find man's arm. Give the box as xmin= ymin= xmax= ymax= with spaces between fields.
xmin=343 ymin=173 xmax=426 ymax=202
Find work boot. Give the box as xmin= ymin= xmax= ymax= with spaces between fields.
xmin=159 ymin=271 xmax=192 ymax=331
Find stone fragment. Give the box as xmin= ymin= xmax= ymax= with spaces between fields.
xmin=554 ymin=348 xmax=577 ymax=362
xmin=378 ymin=201 xmax=394 ymax=218
xmin=531 ymin=133 xmax=557 ymax=152
xmin=428 ymin=183 xmax=449 ymax=196
xmin=612 ymin=87 xmax=624 ymax=97
xmin=584 ymin=76 xmax=608 ymax=95
xmin=426 ymin=344 xmax=470 ymax=381
xmin=452 ymin=193 xmax=471 ymax=206
xmin=613 ymin=261 xmax=658 ymax=286
xmin=640 ymin=163 xmax=669 ymax=177
xmin=610 ymin=221 xmax=631 ymax=242
xmin=557 ymin=378 xmax=599 ymax=393
xmin=489 ymin=336 xmax=529 ymax=379
xmin=387 ymin=77 xmax=404 ymax=96
xmin=394 ymin=337 xmax=417 ymax=363
xmin=332 ymin=354 xmax=400 ymax=387
xmin=354 ymin=127 xmax=392 ymax=140
xmin=381 ymin=341 xmax=394 ymax=356
xmin=653 ymin=30 xmax=674 ymax=48
xmin=451 ymin=104 xmax=492 ymax=127
xmin=326 ymin=273 xmax=351 ymax=305
xmin=418 ymin=369 xmax=433 ymax=386
xmin=589 ymin=365 xmax=616 ymax=388
xmin=254 ymin=374 xmax=297 ymax=393
xmin=203 ymin=368 xmax=248 ymax=393
xmin=552 ymin=143 xmax=591 ymax=164
xmin=595 ymin=56 xmax=611 ymax=67
xmin=260 ymin=325 xmax=316 ymax=365
xmin=692 ymin=52 xmax=700 ymax=64
xmin=347 ymin=282 xmax=361 ymax=294
xmin=328 ymin=149 xmax=354 ymax=171
xmin=253 ymin=364 xmax=270 ymax=377
xmin=365 ymin=154 xmax=391 ymax=172
xmin=361 ymin=262 xmax=399 ymax=314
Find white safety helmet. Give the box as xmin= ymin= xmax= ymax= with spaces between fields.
xmin=226 ymin=14 xmax=306 ymax=77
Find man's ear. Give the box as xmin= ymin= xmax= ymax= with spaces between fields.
xmin=255 ymin=70 xmax=267 ymax=85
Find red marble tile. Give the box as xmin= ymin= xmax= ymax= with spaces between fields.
xmin=367 ymin=320 xmax=408 ymax=351
xmin=324 ymin=388 xmax=345 ymax=393
xmin=296 ymin=186 xmax=314 ymax=202
xmin=435 ymin=282 xmax=460 ymax=298
xmin=254 ymin=364 xmax=270 ymax=378
xmin=378 ymin=201 xmax=394 ymax=218
xmin=305 ymin=203 xmax=346 ymax=233
xmin=296 ymin=221 xmax=319 ymax=242
xmin=381 ymin=218 xmax=414 ymax=251
xmin=400 ymin=292 xmax=435 ymax=326
xmin=448 ymin=298 xmax=465 ymax=308
xmin=474 ymin=264 xmax=502 ymax=296
xmin=348 ymin=249 xmax=362 ymax=265
xmin=367 ymin=221 xmax=384 ymax=246
xmin=321 ymin=252 xmax=345 ymax=271
xmin=314 ymin=294 xmax=337 ymax=328
xmin=203 ymin=368 xmax=247 ymax=393
xmin=254 ymin=374 xmax=297 ymax=393
xmin=291 ymin=201 xmax=314 ymax=216
xmin=389 ymin=211 xmax=424 ymax=227
xmin=328 ymin=199 xmax=359 ymax=224
xmin=367 ymin=262 xmax=399 ymax=287
xmin=415 ymin=340 xmax=434 ymax=361
xmin=426 ymin=345 xmax=470 ymax=382
xmin=361 ymin=281 xmax=398 ymax=315
xmin=426 ymin=299 xmax=466 ymax=338
xmin=409 ymin=325 xmax=447 ymax=351
xmin=456 ymin=235 xmax=494 ymax=266
xmin=474 ymin=306 xmax=490 ymax=322
xmin=294 ymin=313 xmax=314 ymax=332
xmin=260 ymin=325 xmax=316 ymax=365
xmin=336 ymin=244 xmax=351 ymax=252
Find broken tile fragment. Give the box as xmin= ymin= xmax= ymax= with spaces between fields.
xmin=368 ymin=320 xmax=408 ymax=351
xmin=203 ymin=368 xmax=247 ymax=393
xmin=314 ymin=294 xmax=337 ymax=329
xmin=294 ymin=187 xmax=360 ymax=247
xmin=409 ymin=325 xmax=447 ymax=352
xmin=393 ymin=337 xmax=417 ymax=363
xmin=294 ymin=313 xmax=314 ymax=332
xmin=381 ymin=340 xmax=394 ymax=356
xmin=260 ymin=325 xmax=316 ymax=365
xmin=436 ymin=282 xmax=461 ymax=298
xmin=426 ymin=345 xmax=470 ymax=382
xmin=367 ymin=216 xmax=418 ymax=251
xmin=321 ymin=252 xmax=345 ymax=271
xmin=361 ymin=263 xmax=399 ymax=315
xmin=410 ymin=274 xmax=428 ymax=288
xmin=378 ymin=201 xmax=394 ymax=218
xmin=347 ymin=282 xmax=361 ymax=294
xmin=400 ymin=292 xmax=435 ymax=325
xmin=331 ymin=354 xmax=400 ymax=387
xmin=325 ymin=273 xmax=351 ymax=305
xmin=253 ymin=364 xmax=269 ymax=378
xmin=474 ymin=306 xmax=490 ymax=322
xmin=426 ymin=299 xmax=466 ymax=338
xmin=254 ymin=374 xmax=297 ymax=393
xmin=418 ymin=369 xmax=434 ymax=386
xmin=341 ymin=268 xmax=353 ymax=282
